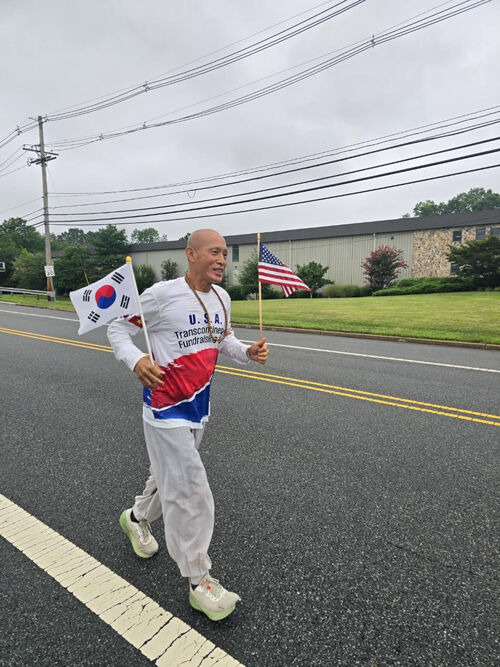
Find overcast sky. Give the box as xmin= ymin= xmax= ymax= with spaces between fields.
xmin=1 ymin=0 xmax=498 ymax=241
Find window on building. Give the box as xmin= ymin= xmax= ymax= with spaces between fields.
xmin=232 ymin=245 xmax=239 ymax=262
xmin=490 ymin=227 xmax=500 ymax=237
xmin=450 ymin=263 xmax=459 ymax=275
xmin=476 ymin=227 xmax=486 ymax=240
xmin=452 ymin=230 xmax=462 ymax=243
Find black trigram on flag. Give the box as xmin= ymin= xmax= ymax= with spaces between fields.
xmin=111 ymin=271 xmax=125 ymax=284
xmin=88 ymin=311 xmax=100 ymax=323
xmin=83 ymin=289 xmax=92 ymax=302
xmin=120 ymin=295 xmax=130 ymax=309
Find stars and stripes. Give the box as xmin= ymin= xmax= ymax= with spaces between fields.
xmin=258 ymin=243 xmax=310 ymax=297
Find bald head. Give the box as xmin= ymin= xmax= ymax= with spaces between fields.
xmin=185 ymin=229 xmax=228 ymax=291
xmin=187 ymin=228 xmax=226 ymax=250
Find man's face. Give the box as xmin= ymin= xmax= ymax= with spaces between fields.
xmin=190 ymin=232 xmax=227 ymax=284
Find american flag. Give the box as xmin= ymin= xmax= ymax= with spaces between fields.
xmin=258 ymin=243 xmax=310 ymax=297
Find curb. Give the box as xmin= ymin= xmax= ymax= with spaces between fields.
xmin=2 ymin=299 xmax=499 ymax=351
xmin=232 ymin=322 xmax=500 ymax=351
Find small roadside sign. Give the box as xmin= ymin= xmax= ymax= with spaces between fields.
xmin=44 ymin=265 xmax=55 ymax=277
xmin=0 ymin=262 xmax=5 ymax=272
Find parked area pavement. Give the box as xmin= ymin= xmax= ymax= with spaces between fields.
xmin=1 ymin=303 xmax=499 ymax=666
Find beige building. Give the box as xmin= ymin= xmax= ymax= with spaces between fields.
xmin=129 ymin=209 xmax=499 ymax=287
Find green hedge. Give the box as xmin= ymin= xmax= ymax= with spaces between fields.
xmin=373 ymin=276 xmax=474 ymax=296
xmin=323 ymin=284 xmax=372 ymax=298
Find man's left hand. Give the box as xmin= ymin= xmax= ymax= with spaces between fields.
xmin=246 ymin=337 xmax=269 ymax=364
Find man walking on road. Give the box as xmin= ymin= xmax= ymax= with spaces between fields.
xmin=107 ymin=229 xmax=269 ymax=621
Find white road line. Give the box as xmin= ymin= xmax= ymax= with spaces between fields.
xmin=0 ymin=308 xmax=78 ymax=322
xmin=0 ymin=494 xmax=243 ymax=667
xmin=1 ymin=306 xmax=498 ymax=374
xmin=239 ymin=339 xmax=500 ymax=373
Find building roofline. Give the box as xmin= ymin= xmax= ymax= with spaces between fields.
xmin=128 ymin=208 xmax=499 ymax=251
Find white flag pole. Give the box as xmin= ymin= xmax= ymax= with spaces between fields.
xmin=126 ymin=256 xmax=154 ymax=363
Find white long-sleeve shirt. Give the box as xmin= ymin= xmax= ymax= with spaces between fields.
xmin=107 ymin=277 xmax=249 ymax=429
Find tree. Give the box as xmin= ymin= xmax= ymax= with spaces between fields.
xmin=11 ymin=250 xmax=46 ymax=289
xmin=0 ymin=217 xmax=44 ymax=253
xmin=445 ymin=235 xmax=499 ymax=287
xmin=55 ymin=228 xmax=89 ymax=247
xmin=180 ymin=232 xmax=191 ymax=242
xmin=407 ymin=187 xmax=500 ymax=217
xmin=131 ymin=227 xmax=166 ymax=244
xmin=0 ymin=235 xmax=20 ymax=285
xmin=238 ymin=250 xmax=273 ymax=297
xmin=87 ymin=225 xmax=129 ymax=279
xmin=134 ymin=264 xmax=157 ymax=293
xmin=295 ymin=261 xmax=332 ymax=297
xmin=160 ymin=259 xmax=178 ymax=280
xmin=54 ymin=246 xmax=92 ymax=294
xmin=362 ymin=245 xmax=408 ymax=291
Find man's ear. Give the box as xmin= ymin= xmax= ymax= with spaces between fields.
xmin=185 ymin=246 xmax=196 ymax=263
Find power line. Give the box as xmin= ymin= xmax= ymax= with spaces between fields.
xmin=0 ymin=0 xmax=360 ymax=150
xmin=44 ymin=1 xmax=363 ymax=122
xmin=46 ymin=137 xmax=500 ymax=219
xmin=44 ymin=0 xmax=491 ymax=152
xmin=37 ymin=163 xmax=499 ymax=228
xmin=49 ymin=105 xmax=500 ymax=198
xmin=47 ymin=118 xmax=500 ymax=212
xmin=41 ymin=147 xmax=500 ymax=225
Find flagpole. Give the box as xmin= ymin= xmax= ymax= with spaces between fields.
xmin=126 ymin=256 xmax=154 ymax=363
xmin=257 ymin=233 xmax=263 ymax=337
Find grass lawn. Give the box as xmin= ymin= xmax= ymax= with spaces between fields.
xmin=0 ymin=293 xmax=75 ymax=311
xmin=1 ymin=291 xmax=499 ymax=345
xmin=230 ymin=292 xmax=500 ymax=345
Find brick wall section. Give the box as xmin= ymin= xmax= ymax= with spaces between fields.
xmin=412 ymin=226 xmax=480 ymax=278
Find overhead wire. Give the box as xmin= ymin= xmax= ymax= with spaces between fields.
xmin=35 ymin=162 xmax=499 ymax=227
xmin=45 ymin=137 xmax=500 ymax=219
xmin=43 ymin=0 xmax=491 ymax=152
xmin=47 ymin=117 xmax=500 ymax=211
xmin=39 ymin=146 xmax=500 ymax=225
xmin=0 ymin=0 xmax=360 ymax=150
xmin=44 ymin=0 xmax=363 ymax=122
xmin=49 ymin=105 xmax=500 ymax=198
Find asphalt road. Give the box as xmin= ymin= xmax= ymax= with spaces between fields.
xmin=1 ymin=303 xmax=499 ymax=666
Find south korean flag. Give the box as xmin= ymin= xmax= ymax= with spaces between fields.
xmin=70 ymin=262 xmax=137 ymax=335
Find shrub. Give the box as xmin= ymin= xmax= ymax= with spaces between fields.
xmin=373 ymin=276 xmax=474 ymax=296
xmin=323 ymin=284 xmax=361 ymax=298
xmin=361 ymin=245 xmax=408 ymax=291
xmin=134 ymin=264 xmax=157 ymax=293
xmin=226 ymin=285 xmax=246 ymax=301
xmin=288 ymin=289 xmax=315 ymax=298
xmin=396 ymin=278 xmax=418 ymax=288
xmin=160 ymin=259 xmax=178 ymax=281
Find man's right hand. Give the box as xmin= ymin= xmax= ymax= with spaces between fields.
xmin=134 ymin=356 xmax=165 ymax=390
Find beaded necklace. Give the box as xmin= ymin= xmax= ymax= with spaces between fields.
xmin=184 ymin=274 xmax=228 ymax=343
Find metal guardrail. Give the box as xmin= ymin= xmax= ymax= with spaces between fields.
xmin=0 ymin=286 xmax=56 ymax=300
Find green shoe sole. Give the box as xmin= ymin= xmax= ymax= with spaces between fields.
xmin=119 ymin=511 xmax=154 ymax=559
xmin=189 ymin=593 xmax=236 ymax=621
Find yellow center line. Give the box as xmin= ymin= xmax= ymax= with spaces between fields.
xmin=216 ymin=364 xmax=500 ymax=420
xmin=2 ymin=326 xmax=499 ymax=427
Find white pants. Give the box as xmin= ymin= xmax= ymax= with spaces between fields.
xmin=132 ymin=421 xmax=214 ymax=580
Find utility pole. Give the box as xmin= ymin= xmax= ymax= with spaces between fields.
xmin=24 ymin=116 xmax=58 ymax=300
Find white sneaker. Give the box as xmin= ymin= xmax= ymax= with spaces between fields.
xmin=189 ymin=574 xmax=241 ymax=621
xmin=119 ymin=509 xmax=158 ymax=558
